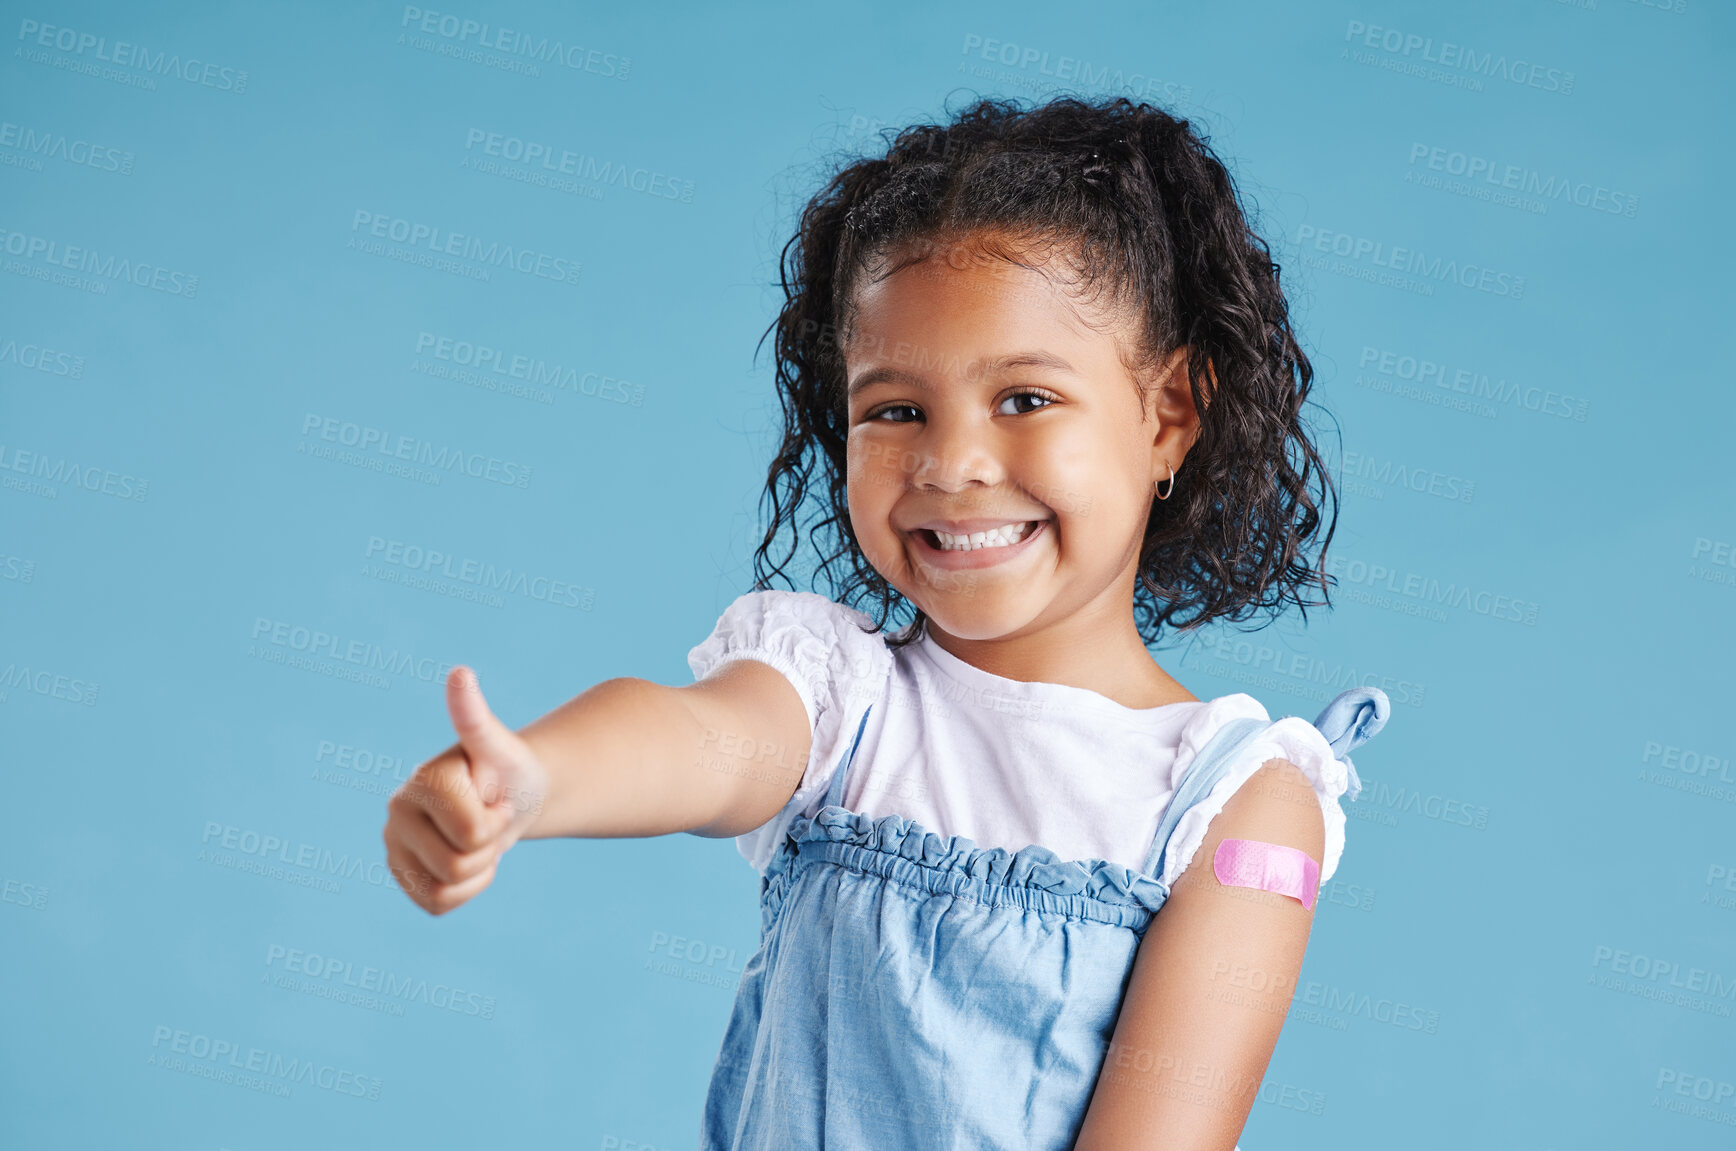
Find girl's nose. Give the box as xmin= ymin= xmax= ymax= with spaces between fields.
xmin=909 ymin=423 xmax=1004 ymax=493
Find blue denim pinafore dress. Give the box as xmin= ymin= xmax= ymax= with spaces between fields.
xmin=701 ymin=685 xmax=1390 ymax=1150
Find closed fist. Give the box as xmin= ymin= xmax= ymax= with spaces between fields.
xmin=383 ymin=666 xmax=550 ymax=915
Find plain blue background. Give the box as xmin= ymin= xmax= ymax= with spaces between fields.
xmin=3 ymin=1 xmax=1733 ymax=1148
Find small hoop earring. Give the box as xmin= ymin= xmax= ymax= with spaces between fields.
xmin=1154 ymin=461 xmax=1177 ymax=501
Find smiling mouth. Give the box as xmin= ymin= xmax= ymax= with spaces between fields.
xmin=919 ymin=521 xmax=1044 ymax=552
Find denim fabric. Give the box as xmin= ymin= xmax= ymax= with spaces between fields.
xmin=1308 ymin=685 xmax=1389 ymax=801
xmin=701 ymin=686 xmax=1389 ymax=1150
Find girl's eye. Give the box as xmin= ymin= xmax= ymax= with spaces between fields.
xmin=864 ymin=392 xmax=1058 ymax=423
xmin=866 ymin=404 xmax=921 ymax=424
xmin=998 ymin=390 xmax=1058 ymax=416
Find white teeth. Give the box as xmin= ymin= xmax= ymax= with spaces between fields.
xmin=930 ymin=521 xmax=1036 ymax=551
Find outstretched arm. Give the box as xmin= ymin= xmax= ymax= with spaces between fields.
xmin=383 ymin=658 xmax=812 ymax=915
xmin=514 ymin=658 xmax=814 ymax=841
xmin=1074 ymin=757 xmax=1327 ymax=1150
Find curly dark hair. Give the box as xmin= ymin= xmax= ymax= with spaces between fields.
xmin=749 ymin=93 xmax=1339 ymax=652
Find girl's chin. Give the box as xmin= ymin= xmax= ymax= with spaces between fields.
xmin=911 ymin=601 xmax=1053 ymax=646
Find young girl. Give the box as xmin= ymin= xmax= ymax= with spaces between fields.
xmin=382 ymin=94 xmax=1390 ymax=1151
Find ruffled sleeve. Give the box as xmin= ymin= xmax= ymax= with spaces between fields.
xmin=1157 ymin=695 xmax=1353 ymax=890
xmin=687 ymin=589 xmax=894 ymax=872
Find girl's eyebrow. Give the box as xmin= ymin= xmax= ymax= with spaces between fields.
xmin=847 ymin=351 xmax=1078 ymax=399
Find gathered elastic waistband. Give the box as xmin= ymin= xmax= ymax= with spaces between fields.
xmin=782 ymin=806 xmax=1170 ymax=928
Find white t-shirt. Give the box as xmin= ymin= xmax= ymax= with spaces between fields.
xmin=686 ymin=589 xmax=1352 ymax=890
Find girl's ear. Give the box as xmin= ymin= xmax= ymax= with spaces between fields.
xmin=1143 ymin=354 xmax=1200 ymax=498
xmin=1159 ymin=345 xmax=1216 ymax=415
xmin=1149 ymin=345 xmax=1205 ymax=461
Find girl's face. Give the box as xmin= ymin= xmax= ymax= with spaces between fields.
xmin=843 ymin=238 xmax=1201 ymax=644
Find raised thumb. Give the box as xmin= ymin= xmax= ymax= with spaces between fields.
xmin=445 ymin=665 xmax=511 ymax=803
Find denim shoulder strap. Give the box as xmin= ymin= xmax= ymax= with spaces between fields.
xmin=1141 ymin=685 xmax=1392 ymax=879
xmin=820 ymin=704 xmax=875 ymax=811
xmin=1143 ymin=716 xmax=1268 ymax=879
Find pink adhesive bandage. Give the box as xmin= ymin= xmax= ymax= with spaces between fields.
xmin=1212 ymin=838 xmax=1321 ymax=910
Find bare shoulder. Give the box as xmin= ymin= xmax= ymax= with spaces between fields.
xmin=1241 ymin=757 xmax=1326 ymax=838
xmin=1169 ymin=756 xmax=1324 ymax=906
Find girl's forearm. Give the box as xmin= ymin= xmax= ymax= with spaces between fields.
xmin=513 ymin=677 xmax=725 ymax=841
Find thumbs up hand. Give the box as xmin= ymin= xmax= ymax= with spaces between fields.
xmin=383 ymin=666 xmax=551 ymax=916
